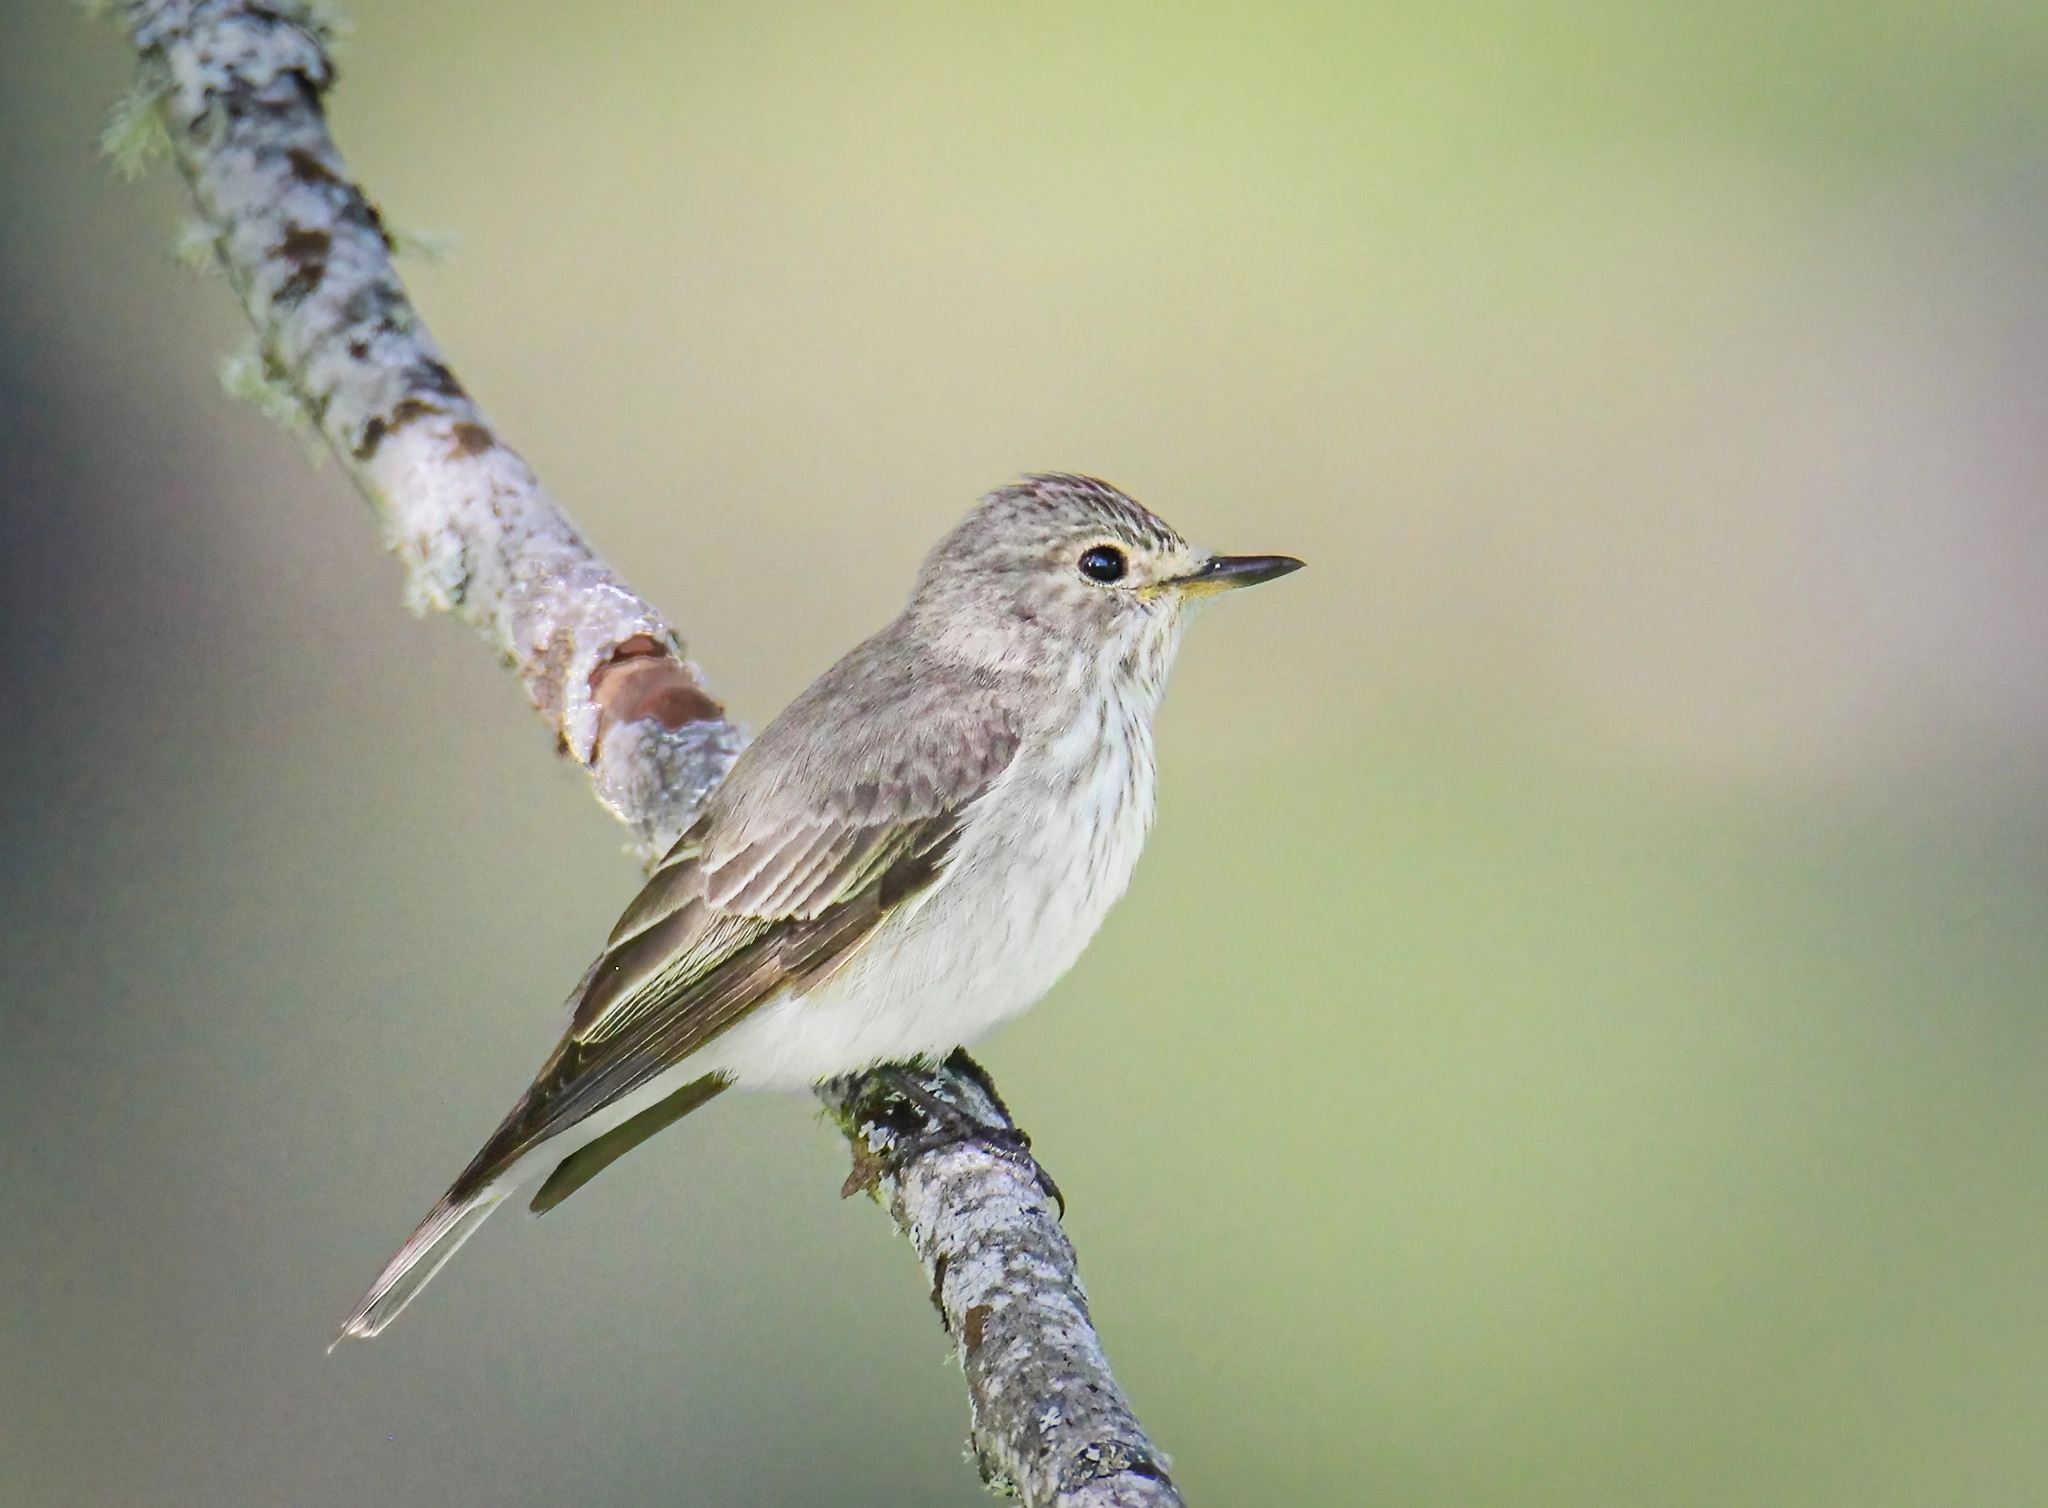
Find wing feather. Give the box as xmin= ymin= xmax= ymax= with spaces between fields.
xmin=442 ymin=810 xmax=971 ymax=1206
xmin=604 ymin=826 xmax=709 ymax=948
xmin=704 ymin=821 xmax=844 ymax=914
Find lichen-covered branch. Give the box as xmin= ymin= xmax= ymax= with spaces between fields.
xmin=108 ymin=2 xmax=1182 ymax=1503
xmin=123 ymin=0 xmax=741 ymax=860
xmin=826 ymin=1058 xmax=1183 ymax=1506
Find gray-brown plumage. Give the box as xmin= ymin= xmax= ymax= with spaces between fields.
xmin=335 ymin=474 xmax=1300 ymax=1342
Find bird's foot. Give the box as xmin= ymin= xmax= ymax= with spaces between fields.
xmin=843 ymin=1059 xmax=1065 ymax=1218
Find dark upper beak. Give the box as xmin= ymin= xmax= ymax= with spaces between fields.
xmin=1171 ymin=553 xmax=1306 ymax=597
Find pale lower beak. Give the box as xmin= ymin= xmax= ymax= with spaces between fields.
xmin=1170 ymin=554 xmax=1306 ymax=597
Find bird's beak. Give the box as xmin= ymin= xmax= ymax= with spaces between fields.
xmin=1165 ymin=553 xmax=1306 ymax=599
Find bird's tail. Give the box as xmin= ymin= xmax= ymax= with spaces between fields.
xmin=329 ymin=1189 xmax=509 ymax=1350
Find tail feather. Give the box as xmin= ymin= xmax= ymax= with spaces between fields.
xmin=330 ymin=1190 xmax=508 ymax=1349
xmin=330 ymin=1063 xmax=734 ymax=1348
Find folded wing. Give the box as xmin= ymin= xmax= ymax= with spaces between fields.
xmin=334 ymin=677 xmax=1019 ymax=1342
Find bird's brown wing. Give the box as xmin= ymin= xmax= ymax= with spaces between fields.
xmin=574 ymin=807 xmax=954 ymax=1041
xmin=439 ymin=804 xmax=987 ymax=1208
xmin=335 ymin=804 xmax=984 ymax=1341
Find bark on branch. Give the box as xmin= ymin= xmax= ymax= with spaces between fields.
xmin=110 ymin=3 xmax=1182 ymax=1503
xmin=825 ymin=1058 xmax=1181 ymax=1504
xmin=125 ymin=0 xmax=741 ymax=859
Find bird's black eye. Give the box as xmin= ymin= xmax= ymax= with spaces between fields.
xmin=1078 ymin=545 xmax=1128 ymax=584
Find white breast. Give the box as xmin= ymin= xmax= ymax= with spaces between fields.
xmin=704 ymin=666 xmax=1162 ymax=1091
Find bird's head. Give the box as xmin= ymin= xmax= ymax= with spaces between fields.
xmin=907 ymin=473 xmax=1302 ymax=681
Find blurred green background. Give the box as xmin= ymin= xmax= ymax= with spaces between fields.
xmin=5 ymin=1 xmax=2048 ymax=1504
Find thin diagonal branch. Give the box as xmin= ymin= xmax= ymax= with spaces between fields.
xmin=110 ymin=3 xmax=1182 ymax=1503
xmin=825 ymin=1060 xmax=1182 ymax=1505
xmin=127 ymin=0 xmax=742 ymax=860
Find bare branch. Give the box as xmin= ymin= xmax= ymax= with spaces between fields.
xmin=111 ymin=3 xmax=1183 ymax=1501
xmin=826 ymin=1059 xmax=1184 ymax=1506
xmin=125 ymin=0 xmax=741 ymax=860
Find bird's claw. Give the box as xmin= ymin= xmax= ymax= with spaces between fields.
xmin=863 ymin=1064 xmax=1067 ymax=1218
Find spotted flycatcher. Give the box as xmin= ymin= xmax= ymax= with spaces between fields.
xmin=336 ymin=473 xmax=1301 ymax=1340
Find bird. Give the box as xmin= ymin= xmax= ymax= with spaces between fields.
xmin=334 ymin=473 xmax=1301 ymax=1343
